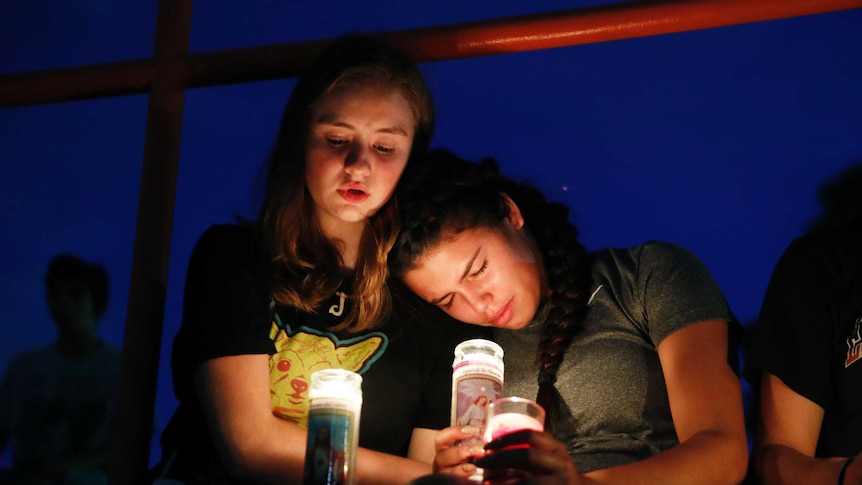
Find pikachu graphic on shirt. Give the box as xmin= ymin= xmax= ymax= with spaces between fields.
xmin=268 ymin=317 xmax=386 ymax=428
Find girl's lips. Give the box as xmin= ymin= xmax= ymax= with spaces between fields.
xmin=338 ymin=183 xmax=370 ymax=203
xmin=489 ymin=298 xmax=514 ymax=327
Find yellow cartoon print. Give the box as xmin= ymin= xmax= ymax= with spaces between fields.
xmin=269 ymin=322 xmax=386 ymax=428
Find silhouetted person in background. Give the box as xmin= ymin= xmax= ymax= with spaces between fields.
xmin=805 ymin=163 xmax=862 ymax=235
xmin=0 ymin=254 xmax=121 ymax=485
xmin=744 ymin=163 xmax=862 ymax=485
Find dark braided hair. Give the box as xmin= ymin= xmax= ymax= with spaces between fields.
xmin=390 ymin=149 xmax=591 ymax=432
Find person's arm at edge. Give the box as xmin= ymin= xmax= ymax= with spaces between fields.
xmin=197 ymin=354 xmax=432 ymax=485
xmin=754 ymin=372 xmax=861 ymax=485
xmin=408 ymin=428 xmax=438 ymax=464
xmin=583 ymin=320 xmax=749 ymax=485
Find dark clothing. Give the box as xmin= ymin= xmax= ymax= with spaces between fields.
xmin=156 ymin=224 xmax=488 ymax=483
xmin=744 ymin=222 xmax=862 ymax=457
xmin=0 ymin=343 xmax=120 ymax=485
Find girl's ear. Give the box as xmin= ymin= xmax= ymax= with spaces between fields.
xmin=501 ymin=193 xmax=525 ymax=230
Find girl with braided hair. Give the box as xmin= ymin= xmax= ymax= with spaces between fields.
xmin=391 ymin=149 xmax=749 ymax=484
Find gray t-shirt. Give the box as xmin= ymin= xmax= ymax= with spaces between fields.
xmin=495 ymin=241 xmax=736 ymax=473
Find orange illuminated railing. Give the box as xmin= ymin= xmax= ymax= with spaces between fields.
xmin=1 ymin=0 xmax=860 ymax=108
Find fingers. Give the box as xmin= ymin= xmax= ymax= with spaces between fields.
xmin=435 ymin=425 xmax=481 ymax=451
xmin=485 ymin=430 xmax=569 ymax=457
xmin=477 ymin=430 xmax=579 ymax=481
xmin=483 ymin=429 xmax=533 ymax=451
xmin=434 ymin=443 xmax=484 ymax=473
xmin=432 ymin=426 xmax=485 ymax=477
xmin=476 ymin=448 xmax=576 ymax=483
xmin=475 ymin=446 xmax=531 ymax=469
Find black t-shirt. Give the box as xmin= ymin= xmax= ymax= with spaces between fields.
xmin=157 ymin=224 xmax=489 ymax=482
xmin=744 ymin=222 xmax=862 ymax=457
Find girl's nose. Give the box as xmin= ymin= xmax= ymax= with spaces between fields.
xmin=466 ymin=289 xmax=492 ymax=314
xmin=344 ymin=145 xmax=371 ymax=177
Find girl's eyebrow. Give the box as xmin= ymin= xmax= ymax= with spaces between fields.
xmin=428 ymin=247 xmax=481 ymax=305
xmin=314 ymin=118 xmax=409 ymax=137
xmin=377 ymin=125 xmax=409 ymax=136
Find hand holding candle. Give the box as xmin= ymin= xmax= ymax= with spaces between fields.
xmin=483 ymin=397 xmax=545 ymax=443
xmin=478 ymin=397 xmax=545 ymax=484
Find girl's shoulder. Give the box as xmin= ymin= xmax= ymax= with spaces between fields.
xmin=195 ymin=223 xmax=257 ymax=251
xmin=592 ymin=240 xmax=702 ymax=271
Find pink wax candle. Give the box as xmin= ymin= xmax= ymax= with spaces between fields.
xmin=485 ymin=412 xmax=544 ymax=443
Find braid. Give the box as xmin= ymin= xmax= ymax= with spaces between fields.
xmin=510 ymin=187 xmax=591 ymax=433
xmin=391 ymin=149 xmax=591 ymax=434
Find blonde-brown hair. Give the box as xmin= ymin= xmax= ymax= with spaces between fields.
xmin=259 ymin=34 xmax=435 ymax=332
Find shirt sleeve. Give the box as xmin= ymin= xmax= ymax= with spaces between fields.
xmin=743 ymin=236 xmax=834 ymax=407
xmin=170 ymin=224 xmax=274 ymax=398
xmin=635 ymin=241 xmax=737 ymax=348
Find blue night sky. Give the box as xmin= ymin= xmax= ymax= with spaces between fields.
xmin=2 ymin=0 xmax=861 ymax=467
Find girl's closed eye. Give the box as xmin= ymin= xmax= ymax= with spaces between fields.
xmin=374 ymin=144 xmax=395 ymax=155
xmin=327 ymin=137 xmax=348 ymax=148
xmin=440 ymin=296 xmax=454 ymax=309
xmin=470 ymin=261 xmax=488 ymax=278
xmin=438 ymin=261 xmax=486 ymax=309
